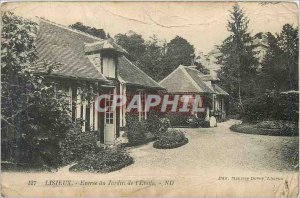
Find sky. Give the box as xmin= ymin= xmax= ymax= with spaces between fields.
xmin=3 ymin=1 xmax=298 ymax=54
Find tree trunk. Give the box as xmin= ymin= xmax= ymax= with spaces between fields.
xmin=238 ymin=82 xmax=244 ymax=113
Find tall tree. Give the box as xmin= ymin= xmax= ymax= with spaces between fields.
xmin=261 ymin=25 xmax=298 ymax=92
xmin=114 ymin=31 xmax=146 ymax=61
xmin=161 ymin=36 xmax=195 ymax=79
xmin=195 ymin=61 xmax=209 ymax=75
xmin=217 ymin=4 xmax=259 ymax=114
xmin=260 ymin=32 xmax=284 ymax=91
xmin=2 ymin=12 xmax=73 ymax=166
xmin=277 ymin=24 xmax=298 ymax=91
xmin=138 ymin=35 xmax=165 ymax=81
xmin=69 ymin=22 xmax=107 ymax=39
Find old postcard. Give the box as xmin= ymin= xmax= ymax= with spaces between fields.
xmin=1 ymin=1 xmax=299 ymax=197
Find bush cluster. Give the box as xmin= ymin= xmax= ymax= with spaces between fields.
xmin=69 ymin=147 xmax=133 ymax=173
xmin=125 ymin=115 xmax=147 ymax=146
xmin=187 ymin=117 xmax=210 ymax=128
xmin=167 ymin=114 xmax=210 ymax=128
xmin=143 ymin=111 xmax=170 ymax=138
xmin=166 ymin=114 xmax=191 ymax=127
xmin=125 ymin=113 xmax=170 ymax=146
xmin=60 ymin=125 xmax=98 ymax=165
xmin=242 ymin=93 xmax=299 ymax=123
xmin=256 ymin=120 xmax=297 ymax=130
xmin=230 ymin=121 xmax=299 ymax=136
xmin=153 ymin=129 xmax=188 ymax=149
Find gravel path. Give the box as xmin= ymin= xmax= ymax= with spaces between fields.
xmin=120 ymin=119 xmax=298 ymax=175
xmin=2 ymin=120 xmax=298 ymax=197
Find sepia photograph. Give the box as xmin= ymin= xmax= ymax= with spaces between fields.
xmin=1 ymin=1 xmax=299 ymax=197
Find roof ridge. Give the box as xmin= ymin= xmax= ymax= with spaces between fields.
xmin=179 ymin=66 xmax=203 ymax=92
xmin=36 ymin=17 xmax=104 ymax=42
xmin=184 ymin=66 xmax=204 ymax=75
xmin=122 ymin=56 xmax=163 ymax=88
xmin=182 ymin=66 xmax=216 ymax=93
xmin=159 ymin=65 xmax=184 ymax=84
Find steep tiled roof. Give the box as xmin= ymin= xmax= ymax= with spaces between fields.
xmin=158 ymin=66 xmax=201 ymax=93
xmin=183 ymin=67 xmax=215 ymax=94
xmin=214 ymin=84 xmax=229 ymax=96
xmin=85 ymin=38 xmax=127 ymax=55
xmin=159 ymin=65 xmax=228 ymax=95
xmin=118 ymin=56 xmax=164 ymax=89
xmin=159 ymin=65 xmax=214 ymax=93
xmin=34 ymin=19 xmax=127 ymax=82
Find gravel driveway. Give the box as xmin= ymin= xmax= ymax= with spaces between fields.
xmin=2 ymin=120 xmax=298 ymax=197
xmin=120 ymin=119 xmax=298 ymax=175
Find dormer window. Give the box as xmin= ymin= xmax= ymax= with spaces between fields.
xmin=85 ymin=39 xmax=125 ymax=79
xmin=101 ymin=53 xmax=116 ymax=78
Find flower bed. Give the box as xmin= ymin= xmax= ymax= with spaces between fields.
xmin=153 ymin=130 xmax=188 ymax=149
xmin=230 ymin=121 xmax=298 ymax=136
xmin=69 ymin=148 xmax=133 ymax=173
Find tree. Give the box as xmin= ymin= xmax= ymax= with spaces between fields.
xmin=277 ymin=24 xmax=298 ymax=91
xmin=260 ymin=25 xmax=298 ymax=93
xmin=235 ymin=24 xmax=298 ymax=122
xmin=115 ymin=33 xmax=196 ymax=81
xmin=260 ymin=32 xmax=285 ymax=91
xmin=114 ymin=31 xmax=146 ymax=61
xmin=161 ymin=36 xmax=195 ymax=79
xmin=217 ymin=4 xmax=259 ymax=114
xmin=255 ymin=25 xmax=299 ymax=122
xmin=1 ymin=12 xmax=73 ymax=167
xmin=194 ymin=62 xmax=209 ymax=74
xmin=69 ymin=22 xmax=107 ymax=39
xmin=138 ymin=35 xmax=165 ymax=81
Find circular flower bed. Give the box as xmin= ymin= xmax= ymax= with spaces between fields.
xmin=230 ymin=121 xmax=298 ymax=136
xmin=69 ymin=148 xmax=133 ymax=173
xmin=153 ymin=130 xmax=188 ymax=149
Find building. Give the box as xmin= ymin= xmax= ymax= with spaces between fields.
xmin=159 ymin=65 xmax=228 ymax=122
xmin=33 ymin=18 xmax=164 ymax=145
xmin=253 ymin=32 xmax=269 ymax=71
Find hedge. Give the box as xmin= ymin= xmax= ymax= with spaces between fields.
xmin=69 ymin=148 xmax=133 ymax=173
xmin=153 ymin=130 xmax=188 ymax=149
xmin=230 ymin=121 xmax=299 ymax=136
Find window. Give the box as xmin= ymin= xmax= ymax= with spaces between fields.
xmin=105 ymin=91 xmax=114 ymax=124
xmin=102 ymin=57 xmax=116 ymax=78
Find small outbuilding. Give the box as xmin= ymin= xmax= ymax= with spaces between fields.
xmin=159 ymin=65 xmax=229 ymax=124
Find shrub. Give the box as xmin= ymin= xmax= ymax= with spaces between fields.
xmin=167 ymin=114 xmax=210 ymax=128
xmin=69 ymin=147 xmax=133 ymax=173
xmin=144 ymin=111 xmax=170 ymax=138
xmin=200 ymin=120 xmax=211 ymax=128
xmin=242 ymin=93 xmax=299 ymax=123
xmin=186 ymin=117 xmax=202 ymax=127
xmin=60 ymin=125 xmax=98 ymax=165
xmin=186 ymin=116 xmax=210 ymax=128
xmin=256 ymin=120 xmax=297 ymax=130
xmin=153 ymin=130 xmax=188 ymax=149
xmin=166 ymin=114 xmax=191 ymax=127
xmin=126 ymin=115 xmax=146 ymax=146
xmin=230 ymin=121 xmax=299 ymax=136
xmin=3 ymin=136 xmax=62 ymax=169
xmin=1 ymin=161 xmax=56 ymax=172
xmin=159 ymin=117 xmax=171 ymax=133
